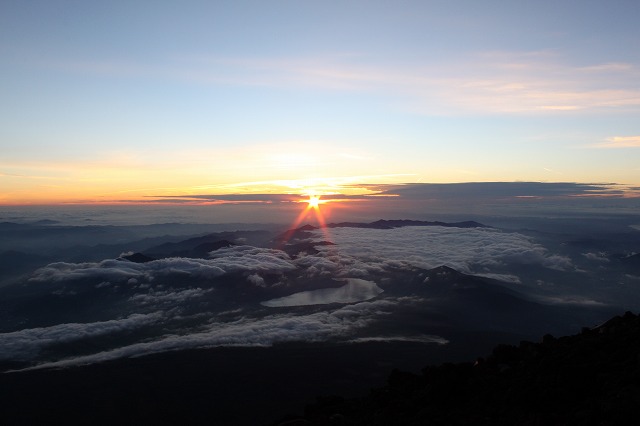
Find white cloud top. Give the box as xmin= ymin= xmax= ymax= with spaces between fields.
xmin=13 ymin=297 xmax=424 ymax=371
xmin=309 ymin=226 xmax=573 ymax=276
xmin=29 ymin=246 xmax=297 ymax=284
xmin=0 ymin=313 xmax=163 ymax=361
xmin=7 ymin=225 xmax=589 ymax=370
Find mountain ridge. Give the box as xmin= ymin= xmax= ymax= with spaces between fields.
xmin=278 ymin=311 xmax=640 ymax=425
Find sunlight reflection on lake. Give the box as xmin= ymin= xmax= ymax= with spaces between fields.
xmin=261 ymin=278 xmax=384 ymax=307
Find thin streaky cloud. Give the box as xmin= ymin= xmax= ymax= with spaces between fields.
xmin=579 ymin=63 xmax=635 ymax=73
xmin=17 ymin=48 xmax=640 ymax=116
xmin=177 ymin=54 xmax=640 ymax=114
xmin=595 ymin=136 xmax=640 ymax=148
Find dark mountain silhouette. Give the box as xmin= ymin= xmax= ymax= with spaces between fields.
xmin=0 ymin=250 xmax=50 ymax=272
xmin=414 ymin=266 xmax=540 ymax=311
xmin=271 ymin=224 xmax=319 ymax=247
xmin=153 ymin=239 xmax=234 ymax=259
xmin=0 ymin=250 xmax=52 ymax=285
xmin=143 ymin=230 xmax=271 ymax=258
xmin=0 ymin=221 xmax=279 ymax=261
xmin=279 ymin=311 xmax=640 ymax=426
xmin=0 ymin=222 xmax=134 ymax=250
xmin=364 ymin=265 xmax=614 ymax=339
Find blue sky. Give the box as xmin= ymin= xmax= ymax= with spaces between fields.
xmin=1 ymin=0 xmax=639 ymax=204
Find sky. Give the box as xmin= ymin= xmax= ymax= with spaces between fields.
xmin=1 ymin=0 xmax=639 ymax=205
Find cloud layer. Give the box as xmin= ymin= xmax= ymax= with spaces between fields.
xmin=307 ymin=225 xmax=573 ymax=278
xmin=13 ymin=297 xmax=421 ymax=371
xmin=0 ymin=313 xmax=163 ymax=361
xmin=29 ymin=246 xmax=297 ymax=284
xmin=4 ymin=222 xmax=594 ymax=371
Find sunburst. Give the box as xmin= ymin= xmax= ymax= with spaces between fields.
xmin=307 ymin=195 xmax=321 ymax=209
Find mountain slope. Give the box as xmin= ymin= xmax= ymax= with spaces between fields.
xmin=292 ymin=311 xmax=640 ymax=426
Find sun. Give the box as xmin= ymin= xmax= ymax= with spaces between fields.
xmin=307 ymin=195 xmax=321 ymax=209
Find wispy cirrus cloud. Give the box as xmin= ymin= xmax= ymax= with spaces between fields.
xmin=19 ymin=48 xmax=640 ymax=116
xmin=408 ymin=52 xmax=640 ymax=115
xmin=595 ymin=136 xmax=640 ymax=148
xmin=167 ymin=51 xmax=640 ymax=115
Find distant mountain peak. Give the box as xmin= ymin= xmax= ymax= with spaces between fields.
xmin=427 ymin=265 xmax=460 ymax=275
xmin=298 ymin=224 xmax=318 ymax=231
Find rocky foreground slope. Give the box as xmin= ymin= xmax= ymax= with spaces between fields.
xmin=277 ymin=311 xmax=640 ymax=426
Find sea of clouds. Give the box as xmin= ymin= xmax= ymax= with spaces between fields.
xmin=306 ymin=226 xmax=573 ymax=283
xmin=1 ymin=225 xmax=586 ymax=370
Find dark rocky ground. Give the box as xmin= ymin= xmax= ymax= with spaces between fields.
xmin=279 ymin=311 xmax=640 ymax=426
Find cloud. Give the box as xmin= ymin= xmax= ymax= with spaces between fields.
xmin=35 ymin=48 xmax=640 ymax=117
xmin=29 ymin=247 xmax=296 ymax=285
xmin=294 ymin=253 xmax=347 ymax=276
xmin=377 ymin=182 xmax=625 ymax=199
xmin=176 ymin=52 xmax=640 ymax=115
xmin=208 ymin=246 xmax=297 ymax=274
xmin=246 ymin=273 xmax=266 ymax=287
xmin=8 ymin=220 xmax=602 ymax=371
xmin=13 ymin=298 xmax=410 ymax=371
xmin=294 ymin=248 xmax=389 ymax=279
xmin=29 ymin=258 xmax=227 ymax=284
xmin=596 ymin=136 xmax=640 ymax=148
xmin=347 ymin=182 xmax=640 ymax=216
xmin=142 ymin=193 xmax=303 ymax=204
xmin=582 ymin=252 xmax=610 ymax=263
xmin=309 ymin=226 xmax=574 ymax=277
xmin=121 ymin=182 xmax=639 ymax=212
xmin=128 ymin=288 xmax=211 ymax=306
xmin=542 ymin=255 xmax=575 ymax=271
xmin=0 ymin=313 xmax=163 ymax=361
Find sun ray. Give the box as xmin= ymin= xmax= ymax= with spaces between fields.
xmin=277 ymin=194 xmax=335 ymax=251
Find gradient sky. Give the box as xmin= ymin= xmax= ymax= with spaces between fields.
xmin=1 ymin=0 xmax=639 ymax=205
